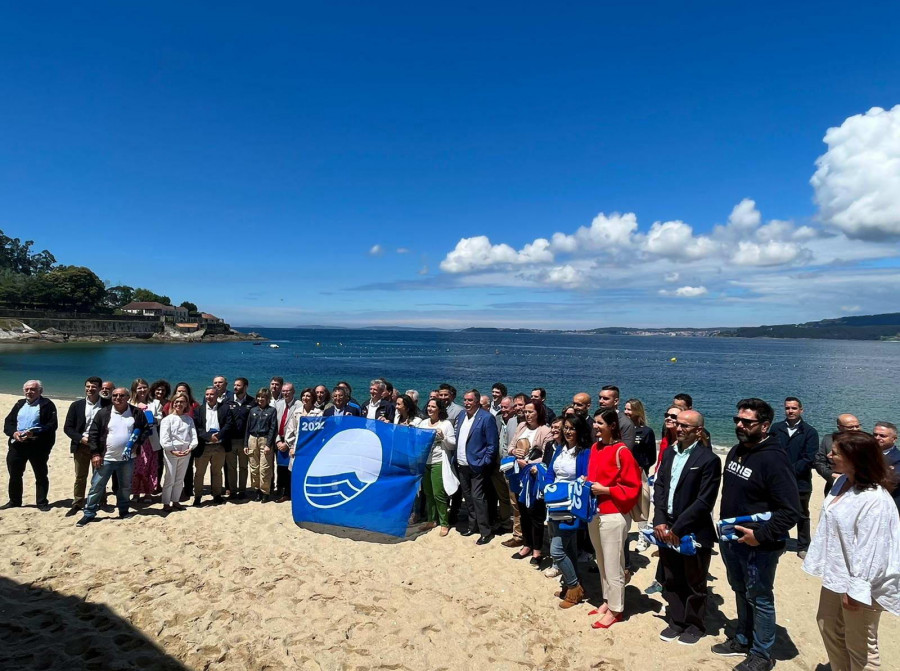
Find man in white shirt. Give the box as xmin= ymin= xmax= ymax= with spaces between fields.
xmin=78 ymin=388 xmax=148 ymax=526
xmin=193 ymin=387 xmax=233 ymax=506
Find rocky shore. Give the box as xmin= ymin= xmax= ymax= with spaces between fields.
xmin=0 ymin=318 xmax=265 ymax=344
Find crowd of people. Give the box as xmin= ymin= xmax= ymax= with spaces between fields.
xmin=3 ymin=376 xmax=900 ymax=671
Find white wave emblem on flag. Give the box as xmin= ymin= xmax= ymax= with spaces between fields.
xmin=304 ymin=428 xmax=383 ymax=509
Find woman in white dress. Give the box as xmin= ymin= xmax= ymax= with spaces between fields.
xmin=803 ymin=430 xmax=900 ymax=671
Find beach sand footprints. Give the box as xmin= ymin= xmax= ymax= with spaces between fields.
xmin=0 ymin=577 xmax=187 ymax=670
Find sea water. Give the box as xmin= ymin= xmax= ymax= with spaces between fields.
xmin=1 ymin=328 xmax=898 ymax=447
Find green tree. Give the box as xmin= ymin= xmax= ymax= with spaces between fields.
xmin=0 ymin=229 xmax=56 ymax=275
xmin=105 ymin=285 xmax=135 ymax=308
xmin=133 ymin=288 xmax=172 ymax=306
xmin=179 ymin=301 xmax=198 ymax=313
xmin=39 ymin=266 xmax=108 ymax=312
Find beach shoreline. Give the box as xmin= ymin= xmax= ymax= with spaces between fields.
xmin=1 ymin=392 xmax=897 ymax=670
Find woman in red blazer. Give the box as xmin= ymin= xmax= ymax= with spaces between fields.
xmin=586 ymin=408 xmax=642 ymax=629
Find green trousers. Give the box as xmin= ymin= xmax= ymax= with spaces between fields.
xmin=423 ymin=462 xmax=449 ymax=527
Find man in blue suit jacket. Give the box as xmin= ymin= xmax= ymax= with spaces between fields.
xmin=453 ymin=389 xmax=499 ymax=545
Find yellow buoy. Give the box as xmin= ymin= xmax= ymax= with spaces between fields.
xmin=670 ymin=357 xmax=677 ymax=362
xmin=316 ymin=342 xmax=321 ymax=347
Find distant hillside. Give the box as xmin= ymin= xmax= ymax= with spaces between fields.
xmin=720 ymin=313 xmax=900 ymax=340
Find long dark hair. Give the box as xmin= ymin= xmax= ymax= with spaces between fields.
xmin=594 ymin=408 xmax=622 ymax=443
xmin=832 ymin=431 xmax=896 ymax=491
xmin=563 ymin=414 xmax=593 ymax=451
xmin=396 ymin=394 xmax=418 ymax=423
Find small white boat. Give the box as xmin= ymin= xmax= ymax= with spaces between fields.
xmin=269 ymin=344 xmax=280 ymax=349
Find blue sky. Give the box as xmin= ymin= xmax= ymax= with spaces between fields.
xmin=2 ymin=2 xmax=899 ymax=328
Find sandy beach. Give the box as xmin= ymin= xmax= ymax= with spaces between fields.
xmin=0 ymin=392 xmax=897 ymax=671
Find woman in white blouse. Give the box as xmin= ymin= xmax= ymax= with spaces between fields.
xmin=392 ymin=394 xmax=421 ymax=427
xmin=158 ymin=393 xmax=198 ymax=511
xmin=421 ymin=398 xmax=457 ymax=536
xmin=803 ymin=431 xmax=900 ymax=671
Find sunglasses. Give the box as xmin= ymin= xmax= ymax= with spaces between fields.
xmin=732 ymin=416 xmax=762 ymax=426
xmin=664 ymin=413 xmax=679 ymax=420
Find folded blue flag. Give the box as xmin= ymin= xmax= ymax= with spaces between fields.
xmin=717 ymin=511 xmax=774 ymax=542
xmin=640 ymin=528 xmax=700 ymax=556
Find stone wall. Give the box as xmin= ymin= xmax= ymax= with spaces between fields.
xmin=1 ymin=312 xmax=162 ymax=337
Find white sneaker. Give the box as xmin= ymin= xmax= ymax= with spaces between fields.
xmin=636 ymin=535 xmax=650 ymax=551
xmin=543 ymin=566 xmax=561 ymax=578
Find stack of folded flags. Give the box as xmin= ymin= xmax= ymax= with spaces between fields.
xmin=543 ymin=477 xmax=596 ymax=523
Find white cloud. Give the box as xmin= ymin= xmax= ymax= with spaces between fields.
xmin=811 ymin=105 xmax=900 ymax=240
xmin=439 ymin=235 xmax=553 ymax=273
xmin=660 ymin=285 xmax=708 ymax=298
xmin=731 ymin=240 xmax=803 ymax=266
xmin=550 ymin=212 xmax=638 ymax=253
xmin=643 ymin=220 xmax=718 ymax=260
xmin=368 ymin=244 xmax=384 ymax=256
xmin=727 ymin=198 xmax=762 ymax=232
xmin=541 ymin=264 xmax=584 ymax=289
xmin=396 ymin=247 xmax=410 ymax=254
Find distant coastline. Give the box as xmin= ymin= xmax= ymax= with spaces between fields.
xmin=281 ymin=311 xmax=900 ymax=342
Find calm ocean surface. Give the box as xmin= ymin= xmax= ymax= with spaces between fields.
xmin=1 ymin=328 xmax=898 ymax=447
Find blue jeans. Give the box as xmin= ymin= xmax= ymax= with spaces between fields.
xmin=549 ymin=520 xmax=580 ymax=587
xmin=83 ymin=460 xmax=134 ymax=518
xmin=720 ymin=541 xmax=783 ymax=660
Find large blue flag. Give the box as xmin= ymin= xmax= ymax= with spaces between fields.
xmin=291 ymin=416 xmax=436 ymax=537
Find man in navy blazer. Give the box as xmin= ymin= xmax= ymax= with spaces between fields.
xmin=769 ymin=396 xmax=819 ymax=558
xmin=192 ymin=386 xmax=234 ymax=506
xmin=653 ymin=410 xmax=721 ymax=645
xmin=322 ymin=387 xmax=361 ymax=417
xmin=453 ymin=389 xmax=499 ymax=545
xmin=62 ymin=376 xmax=111 ymax=514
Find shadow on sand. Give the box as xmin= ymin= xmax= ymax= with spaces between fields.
xmin=0 ymin=576 xmax=187 ymax=670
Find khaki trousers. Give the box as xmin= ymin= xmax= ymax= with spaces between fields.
xmin=193 ymin=445 xmax=226 ymax=498
xmin=247 ymin=436 xmax=274 ymax=494
xmin=816 ymin=586 xmax=882 ymax=671
xmin=73 ymin=444 xmax=93 ymax=507
xmin=224 ymin=438 xmax=249 ymax=493
xmin=588 ymin=512 xmax=630 ymax=612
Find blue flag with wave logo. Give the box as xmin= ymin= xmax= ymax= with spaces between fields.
xmin=291 ymin=416 xmax=436 ymax=537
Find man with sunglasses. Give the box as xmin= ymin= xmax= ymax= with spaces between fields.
xmin=713 ymin=398 xmax=800 ymax=671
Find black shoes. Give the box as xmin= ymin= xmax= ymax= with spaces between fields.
xmin=711 ymin=638 xmax=751 ymax=657
xmin=659 ymin=625 xmax=683 ymax=642
xmin=677 ymin=629 xmax=704 ymax=646
xmin=193 ymin=497 xmax=203 ymax=507
xmin=734 ymin=655 xmax=775 ymax=671
xmin=36 ymin=503 xmax=51 ymax=512
xmin=65 ymin=506 xmax=81 ymax=517
xmin=459 ymin=528 xmax=476 ymax=537
xmin=76 ymin=516 xmax=91 ymax=528
xmin=213 ymin=496 xmax=224 ymax=505
xmin=0 ymin=501 xmax=21 ymax=510
xmin=475 ymin=534 xmax=494 ymax=546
